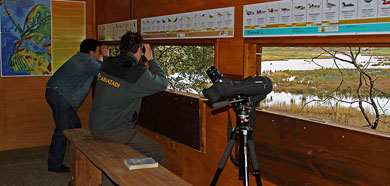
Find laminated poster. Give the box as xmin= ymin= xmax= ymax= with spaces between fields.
xmin=243 ymin=0 xmax=390 ymax=37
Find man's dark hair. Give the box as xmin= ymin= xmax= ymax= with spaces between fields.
xmin=80 ymin=39 xmax=102 ymax=53
xmin=119 ymin=32 xmax=143 ymax=55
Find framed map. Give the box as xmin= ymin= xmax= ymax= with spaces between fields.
xmin=1 ymin=0 xmax=51 ymax=77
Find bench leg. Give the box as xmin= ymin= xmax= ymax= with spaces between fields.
xmin=69 ymin=143 xmax=102 ymax=186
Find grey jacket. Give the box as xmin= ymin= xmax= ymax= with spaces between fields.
xmin=89 ymin=54 xmax=168 ymax=133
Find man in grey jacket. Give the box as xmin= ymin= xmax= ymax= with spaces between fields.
xmin=46 ymin=39 xmax=109 ymax=172
xmin=89 ymin=32 xmax=168 ymax=166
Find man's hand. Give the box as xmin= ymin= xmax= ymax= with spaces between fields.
xmin=143 ymin=44 xmax=153 ymax=61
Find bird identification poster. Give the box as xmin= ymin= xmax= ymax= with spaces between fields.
xmin=243 ymin=0 xmax=390 ymax=37
xmin=141 ymin=7 xmax=234 ymax=40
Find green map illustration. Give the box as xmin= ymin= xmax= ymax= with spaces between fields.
xmin=1 ymin=0 xmax=51 ymax=76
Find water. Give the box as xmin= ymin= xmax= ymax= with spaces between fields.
xmin=264 ymin=92 xmax=390 ymax=115
xmin=261 ymin=55 xmax=390 ymax=115
xmin=261 ymin=55 xmax=390 ymax=72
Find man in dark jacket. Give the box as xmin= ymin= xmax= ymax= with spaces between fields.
xmin=46 ymin=39 xmax=109 ymax=172
xmin=89 ymin=32 xmax=168 ymax=166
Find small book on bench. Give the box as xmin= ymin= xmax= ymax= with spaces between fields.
xmin=124 ymin=157 xmax=158 ymax=170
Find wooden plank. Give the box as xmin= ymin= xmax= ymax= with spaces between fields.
xmin=244 ymin=43 xmax=257 ymax=78
xmin=69 ymin=144 xmax=102 ymax=186
xmin=64 ymin=128 xmax=192 ymax=186
xmin=255 ymin=110 xmax=390 ymax=186
xmin=137 ymin=91 xmax=202 ymax=151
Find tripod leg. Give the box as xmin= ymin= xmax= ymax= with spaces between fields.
xmin=242 ymin=130 xmax=250 ymax=186
xmin=210 ymin=133 xmax=238 ymax=186
xmin=248 ymin=139 xmax=262 ymax=186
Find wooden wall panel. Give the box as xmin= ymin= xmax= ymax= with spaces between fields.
xmin=255 ymin=110 xmax=390 ymax=186
xmin=137 ymin=104 xmax=276 ymax=186
xmin=137 ymin=91 xmax=202 ymax=151
xmin=0 ymin=0 xmax=96 ymax=151
xmin=95 ymin=0 xmax=131 ymax=25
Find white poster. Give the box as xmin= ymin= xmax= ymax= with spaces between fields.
xmin=255 ymin=4 xmax=268 ymax=27
xmin=279 ymin=0 xmax=293 ymax=26
xmin=141 ymin=6 xmax=234 ymax=39
xmin=267 ymin=1 xmax=280 ymax=25
xmin=307 ymin=0 xmax=323 ymax=24
xmin=293 ymin=0 xmax=308 ymax=23
xmin=150 ymin=18 xmax=156 ymax=32
xmin=223 ymin=7 xmax=234 ymax=29
xmin=322 ymin=0 xmax=340 ymax=23
xmin=339 ymin=0 xmax=358 ymax=20
xmin=166 ymin=16 xmax=173 ymax=32
xmin=357 ymin=0 xmax=378 ymax=19
xmin=172 ymin=15 xmax=179 ymax=31
xmin=161 ymin=16 xmax=167 ymax=32
xmin=184 ymin=13 xmax=192 ymax=31
xmin=156 ymin=17 xmax=162 ymax=32
xmin=207 ymin=10 xmax=216 ymax=30
xmin=215 ymin=8 xmax=224 ymax=30
xmin=378 ymin=0 xmax=390 ymax=18
xmin=200 ymin=11 xmax=207 ymax=30
xmin=192 ymin=12 xmax=201 ymax=31
xmin=178 ymin=15 xmax=184 ymax=31
xmin=244 ymin=5 xmax=256 ymax=27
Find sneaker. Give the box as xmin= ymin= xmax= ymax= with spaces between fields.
xmin=48 ymin=164 xmax=70 ymax=173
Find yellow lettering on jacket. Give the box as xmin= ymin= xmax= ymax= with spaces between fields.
xmin=97 ymin=73 xmax=121 ymax=88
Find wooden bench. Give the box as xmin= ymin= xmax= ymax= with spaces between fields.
xmin=63 ymin=128 xmax=192 ymax=186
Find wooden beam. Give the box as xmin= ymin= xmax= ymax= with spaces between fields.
xmin=69 ymin=143 xmax=102 ymax=186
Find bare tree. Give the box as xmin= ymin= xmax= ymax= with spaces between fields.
xmin=303 ymin=47 xmax=389 ymax=129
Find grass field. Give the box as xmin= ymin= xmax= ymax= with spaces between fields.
xmin=261 ymin=47 xmax=390 ymax=132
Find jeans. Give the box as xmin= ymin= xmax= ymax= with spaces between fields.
xmin=46 ymin=88 xmax=81 ymax=169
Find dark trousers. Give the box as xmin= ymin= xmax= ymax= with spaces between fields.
xmin=91 ymin=128 xmax=166 ymax=167
xmin=46 ymin=88 xmax=81 ymax=169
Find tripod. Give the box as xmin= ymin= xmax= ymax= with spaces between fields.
xmin=210 ymin=96 xmax=262 ymax=186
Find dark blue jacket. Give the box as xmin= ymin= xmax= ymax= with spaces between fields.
xmin=46 ymin=52 xmax=102 ymax=110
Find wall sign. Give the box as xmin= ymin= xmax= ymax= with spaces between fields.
xmin=141 ymin=7 xmax=235 ymax=40
xmin=243 ymin=0 xmax=390 ymax=37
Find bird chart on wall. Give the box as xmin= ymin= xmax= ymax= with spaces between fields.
xmin=141 ymin=7 xmax=235 ymax=40
xmin=97 ymin=20 xmax=137 ymax=41
xmin=243 ymin=0 xmax=390 ymax=37
xmin=1 ymin=0 xmax=52 ymax=77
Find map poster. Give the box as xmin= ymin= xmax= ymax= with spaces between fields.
xmin=1 ymin=0 xmax=51 ymax=77
xmin=52 ymin=0 xmax=85 ymax=73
